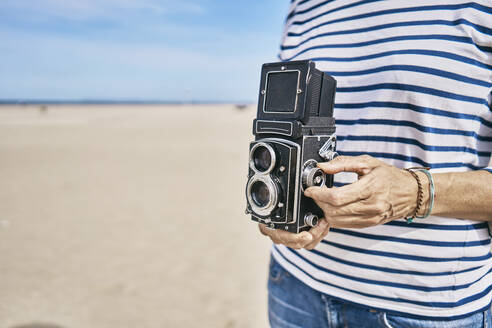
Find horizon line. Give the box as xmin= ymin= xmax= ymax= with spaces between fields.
xmin=0 ymin=99 xmax=256 ymax=105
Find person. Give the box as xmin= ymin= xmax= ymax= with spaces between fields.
xmin=258 ymin=1 xmax=492 ymax=327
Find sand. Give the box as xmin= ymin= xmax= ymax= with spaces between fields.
xmin=0 ymin=104 xmax=271 ymax=328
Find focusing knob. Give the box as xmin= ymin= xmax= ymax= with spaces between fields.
xmin=301 ymin=159 xmax=326 ymax=191
xmin=304 ymin=213 xmax=319 ymax=227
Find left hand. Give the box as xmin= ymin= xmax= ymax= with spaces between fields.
xmin=304 ymin=155 xmax=420 ymax=229
xmin=258 ymin=218 xmax=330 ymax=250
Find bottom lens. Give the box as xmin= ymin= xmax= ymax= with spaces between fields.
xmin=251 ymin=180 xmax=270 ymax=207
xmin=246 ymin=175 xmax=279 ymax=216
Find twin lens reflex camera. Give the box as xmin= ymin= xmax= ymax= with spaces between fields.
xmin=245 ymin=60 xmax=338 ymax=233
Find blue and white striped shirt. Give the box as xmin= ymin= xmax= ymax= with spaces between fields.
xmin=273 ymin=0 xmax=492 ymax=319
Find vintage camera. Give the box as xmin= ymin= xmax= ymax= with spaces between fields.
xmin=245 ymin=60 xmax=337 ymax=233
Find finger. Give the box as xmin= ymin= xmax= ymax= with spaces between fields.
xmin=317 ymin=155 xmax=380 ymax=176
xmin=276 ymin=230 xmax=313 ymax=249
xmin=312 ymin=198 xmax=391 ymax=217
xmin=323 ymin=214 xmax=380 ymax=229
xmin=258 ymin=224 xmax=284 ymax=245
xmin=308 ymin=217 xmax=330 ymax=237
xmin=259 ymin=224 xmax=313 ymax=249
xmin=305 ymin=178 xmax=370 ymax=206
xmin=258 ymin=223 xmax=268 ymax=236
xmin=304 ymin=219 xmax=330 ymax=250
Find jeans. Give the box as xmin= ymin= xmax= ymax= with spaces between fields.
xmin=268 ymin=255 xmax=492 ymax=328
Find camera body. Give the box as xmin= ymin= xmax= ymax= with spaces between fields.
xmin=245 ymin=60 xmax=338 ymax=233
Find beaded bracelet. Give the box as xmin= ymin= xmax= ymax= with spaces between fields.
xmin=404 ymin=168 xmax=424 ymax=224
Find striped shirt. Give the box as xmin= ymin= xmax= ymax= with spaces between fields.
xmin=273 ymin=0 xmax=492 ymax=320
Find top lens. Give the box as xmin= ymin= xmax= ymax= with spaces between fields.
xmin=253 ymin=146 xmax=272 ymax=172
xmin=249 ymin=142 xmax=276 ymax=174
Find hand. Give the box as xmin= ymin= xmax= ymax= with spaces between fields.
xmin=258 ymin=218 xmax=330 ymax=250
xmin=304 ymin=155 xmax=421 ymax=229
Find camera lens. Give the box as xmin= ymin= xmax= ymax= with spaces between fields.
xmin=251 ymin=180 xmax=270 ymax=207
xmin=246 ymin=175 xmax=279 ymax=216
xmin=253 ymin=146 xmax=272 ymax=172
xmin=250 ymin=142 xmax=276 ymax=174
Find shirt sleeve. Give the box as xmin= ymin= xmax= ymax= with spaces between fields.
xmin=483 ymin=166 xmax=492 ymax=174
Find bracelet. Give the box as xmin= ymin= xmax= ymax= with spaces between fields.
xmin=404 ymin=168 xmax=424 ymax=224
xmin=415 ymin=169 xmax=435 ymax=219
xmin=404 ymin=167 xmax=434 ymax=223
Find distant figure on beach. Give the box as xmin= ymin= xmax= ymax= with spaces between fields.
xmin=235 ymin=104 xmax=248 ymax=111
xmin=259 ymin=1 xmax=492 ymax=327
xmin=11 ymin=323 xmax=65 ymax=328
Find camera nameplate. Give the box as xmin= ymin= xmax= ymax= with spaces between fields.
xmin=255 ymin=120 xmax=294 ymax=137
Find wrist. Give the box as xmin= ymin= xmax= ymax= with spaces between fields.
xmin=403 ymin=167 xmax=433 ymax=222
xmin=415 ymin=171 xmax=431 ymax=217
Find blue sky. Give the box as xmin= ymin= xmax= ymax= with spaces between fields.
xmin=0 ymin=0 xmax=290 ymax=102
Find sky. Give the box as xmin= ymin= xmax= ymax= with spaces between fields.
xmin=0 ymin=0 xmax=290 ymax=102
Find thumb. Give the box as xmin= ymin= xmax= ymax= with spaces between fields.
xmin=317 ymin=155 xmax=379 ymax=176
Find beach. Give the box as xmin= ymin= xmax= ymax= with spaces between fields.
xmin=0 ymin=104 xmax=271 ymax=328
